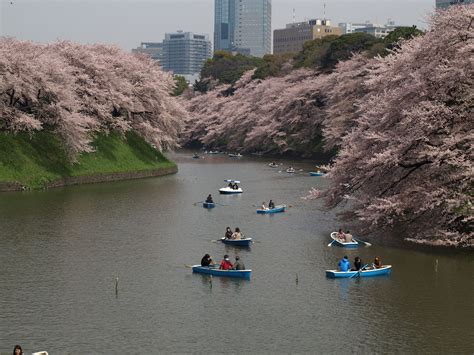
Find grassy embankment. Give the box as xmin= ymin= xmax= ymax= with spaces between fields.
xmin=0 ymin=131 xmax=176 ymax=190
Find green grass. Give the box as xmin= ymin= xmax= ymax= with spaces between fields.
xmin=0 ymin=131 xmax=176 ymax=189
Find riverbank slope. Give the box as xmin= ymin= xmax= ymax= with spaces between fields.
xmin=0 ymin=131 xmax=177 ymax=191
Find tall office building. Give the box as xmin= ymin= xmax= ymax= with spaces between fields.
xmin=161 ymin=31 xmax=212 ymax=79
xmin=436 ymin=0 xmax=472 ymax=8
xmin=274 ymin=19 xmax=341 ymax=55
xmin=214 ymin=0 xmax=271 ymax=57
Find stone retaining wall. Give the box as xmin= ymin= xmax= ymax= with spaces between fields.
xmin=0 ymin=166 xmax=178 ymax=192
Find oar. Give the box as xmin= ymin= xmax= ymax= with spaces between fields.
xmin=193 ymin=201 xmax=205 ymax=206
xmin=354 ymin=238 xmax=372 ymax=247
xmin=327 ymin=240 xmax=335 ymax=247
xmin=349 ymin=264 xmax=369 ymax=278
xmin=215 ymin=202 xmax=228 ymax=206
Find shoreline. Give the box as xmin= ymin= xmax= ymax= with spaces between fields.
xmin=0 ymin=166 xmax=178 ymax=192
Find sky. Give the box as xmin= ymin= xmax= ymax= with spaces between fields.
xmin=0 ymin=0 xmax=435 ymax=50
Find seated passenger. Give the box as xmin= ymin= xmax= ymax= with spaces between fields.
xmin=232 ymin=256 xmax=246 ymax=270
xmin=228 ymin=182 xmax=233 ymax=188
xmin=201 ymin=254 xmax=214 ymax=267
xmin=233 ymin=183 xmax=239 ymax=190
xmin=373 ymin=256 xmax=382 ymax=269
xmin=261 ymin=202 xmax=268 ymax=210
xmin=231 ymin=227 xmax=242 ymax=240
xmin=337 ymin=228 xmax=345 ymax=241
xmin=205 ymin=194 xmax=213 ymax=203
xmin=351 ymin=256 xmax=363 ymax=271
xmin=338 ymin=256 xmax=351 ymax=272
xmin=225 ymin=227 xmax=233 ymax=239
xmin=219 ymin=255 xmax=233 ymax=270
xmin=268 ymin=200 xmax=275 ymax=209
xmin=344 ymin=230 xmax=355 ymax=243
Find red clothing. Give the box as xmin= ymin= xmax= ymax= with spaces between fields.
xmin=220 ymin=259 xmax=233 ymax=270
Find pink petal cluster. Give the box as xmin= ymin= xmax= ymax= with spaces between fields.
xmin=184 ymin=5 xmax=473 ymax=247
xmin=322 ymin=5 xmax=473 ymax=247
xmin=0 ymin=39 xmax=186 ymax=160
xmin=184 ymin=68 xmax=330 ymax=156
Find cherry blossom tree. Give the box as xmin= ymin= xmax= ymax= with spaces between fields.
xmin=317 ymin=5 xmax=473 ymax=247
xmin=184 ymin=68 xmax=331 ymax=156
xmin=184 ymin=5 xmax=472 ymax=247
xmin=0 ymin=39 xmax=186 ymax=159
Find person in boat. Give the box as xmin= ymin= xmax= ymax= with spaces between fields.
xmin=338 ymin=256 xmax=351 ymax=272
xmin=232 ymin=255 xmax=246 ymax=270
xmin=261 ymin=202 xmax=268 ymax=210
xmin=233 ymin=183 xmax=239 ymax=190
xmin=219 ymin=254 xmax=233 ymax=270
xmin=268 ymin=200 xmax=275 ymax=209
xmin=344 ymin=230 xmax=355 ymax=243
xmin=205 ymin=194 xmax=214 ymax=203
xmin=13 ymin=345 xmax=23 ymax=355
xmin=201 ymin=254 xmax=214 ymax=267
xmin=337 ymin=228 xmax=345 ymax=241
xmin=373 ymin=256 xmax=382 ymax=269
xmin=228 ymin=182 xmax=233 ymax=188
xmin=225 ymin=227 xmax=233 ymax=239
xmin=351 ymin=256 xmax=363 ymax=271
xmin=231 ymin=227 xmax=242 ymax=240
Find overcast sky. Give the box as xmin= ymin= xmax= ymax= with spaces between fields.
xmin=1 ymin=0 xmax=435 ymax=50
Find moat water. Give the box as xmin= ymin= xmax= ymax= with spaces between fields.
xmin=0 ymin=151 xmax=472 ymax=353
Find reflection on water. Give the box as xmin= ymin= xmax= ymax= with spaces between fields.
xmin=0 ymin=151 xmax=472 ymax=353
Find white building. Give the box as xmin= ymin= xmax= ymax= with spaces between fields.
xmin=339 ymin=20 xmax=397 ymax=39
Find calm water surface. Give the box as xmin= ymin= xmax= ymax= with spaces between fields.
xmin=0 ymin=152 xmax=473 ymax=353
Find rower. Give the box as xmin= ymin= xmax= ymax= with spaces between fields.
xmin=344 ymin=230 xmax=355 ymax=243
xmin=231 ymin=227 xmax=242 ymax=240
xmin=205 ymin=194 xmax=214 ymax=203
xmin=268 ymin=200 xmax=275 ymax=209
xmin=351 ymin=256 xmax=363 ymax=271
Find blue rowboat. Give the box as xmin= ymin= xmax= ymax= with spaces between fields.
xmin=325 ymin=265 xmax=392 ymax=278
xmin=329 ymin=232 xmax=360 ymax=248
xmin=309 ymin=171 xmax=325 ymax=176
xmin=203 ymin=202 xmax=215 ymax=209
xmin=192 ymin=265 xmax=251 ymax=279
xmin=256 ymin=205 xmax=286 ymax=214
xmin=220 ymin=237 xmax=253 ymax=247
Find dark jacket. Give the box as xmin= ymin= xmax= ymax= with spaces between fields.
xmin=232 ymin=260 xmax=246 ymax=270
xmin=353 ymin=259 xmax=363 ymax=271
xmin=201 ymin=256 xmax=212 ymax=266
